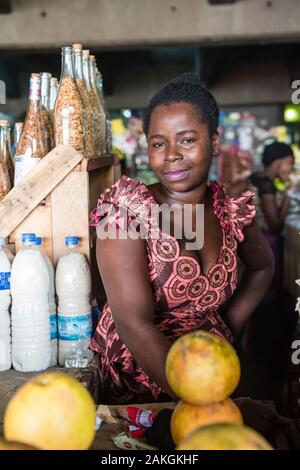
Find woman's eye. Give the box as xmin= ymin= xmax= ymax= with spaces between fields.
xmin=181 ymin=138 xmax=195 ymax=145
xmin=152 ymin=142 xmax=165 ymax=148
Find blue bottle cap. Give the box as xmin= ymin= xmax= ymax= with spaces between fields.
xmin=65 ymin=236 xmax=79 ymax=246
xmin=35 ymin=237 xmax=42 ymax=246
xmin=0 ymin=237 xmax=6 ymax=246
xmin=22 ymin=233 xmax=36 ymax=243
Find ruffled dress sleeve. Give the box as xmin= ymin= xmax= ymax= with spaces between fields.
xmin=90 ymin=175 xmax=155 ymax=234
xmin=211 ymin=182 xmax=256 ymax=243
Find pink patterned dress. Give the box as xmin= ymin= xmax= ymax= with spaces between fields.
xmin=90 ymin=176 xmax=256 ymax=404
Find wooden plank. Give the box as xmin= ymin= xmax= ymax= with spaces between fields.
xmin=10 ymin=205 xmax=53 ymax=261
xmin=82 ymin=155 xmax=115 ymax=172
xmin=0 ymin=145 xmax=83 ymax=238
xmin=51 ymin=170 xmax=90 ymax=266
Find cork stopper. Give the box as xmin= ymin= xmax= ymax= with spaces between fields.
xmin=83 ymin=49 xmax=90 ymax=58
xmin=31 ymin=73 xmax=40 ymax=78
xmin=89 ymin=55 xmax=95 ymax=62
xmin=72 ymin=43 xmax=83 ymax=52
xmin=0 ymin=119 xmax=9 ymax=126
xmin=50 ymin=77 xmax=58 ymax=84
xmin=15 ymin=122 xmax=23 ymax=128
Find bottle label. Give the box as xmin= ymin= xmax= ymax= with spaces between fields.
xmin=14 ymin=156 xmax=41 ymax=185
xmin=29 ymin=85 xmax=41 ymax=100
xmin=50 ymin=313 xmax=57 ymax=340
xmin=58 ymin=313 xmax=92 ymax=341
xmin=0 ymin=272 xmax=10 ymax=290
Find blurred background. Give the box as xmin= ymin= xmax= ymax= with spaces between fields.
xmin=1 ymin=0 xmax=300 ymax=187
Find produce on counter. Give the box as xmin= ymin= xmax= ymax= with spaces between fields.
xmin=166 ymin=331 xmax=273 ymax=450
xmin=176 ymin=423 xmax=273 ymax=450
xmin=166 ymin=330 xmax=241 ymax=405
xmin=171 ymin=398 xmax=243 ymax=446
xmin=3 ymin=371 xmax=96 ymax=450
xmin=0 ymin=439 xmax=39 ymax=450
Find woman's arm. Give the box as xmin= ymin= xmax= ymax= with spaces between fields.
xmin=223 ymin=220 xmax=274 ymax=338
xmin=261 ymin=193 xmax=289 ymax=233
xmin=96 ymin=233 xmax=176 ymax=398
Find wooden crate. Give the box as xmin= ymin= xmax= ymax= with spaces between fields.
xmin=0 ymin=145 xmax=116 ymax=267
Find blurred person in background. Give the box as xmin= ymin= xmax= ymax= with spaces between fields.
xmin=238 ymin=142 xmax=297 ymax=407
xmin=249 ymin=141 xmax=294 ymax=290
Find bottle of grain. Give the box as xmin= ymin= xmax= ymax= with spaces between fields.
xmin=83 ymin=50 xmax=100 ymax=156
xmin=41 ymin=72 xmax=55 ymax=153
xmin=0 ymin=120 xmax=14 ymax=186
xmin=0 ymin=150 xmax=11 ymax=201
xmin=72 ymin=44 xmax=94 ymax=157
xmin=54 ymin=46 xmax=85 ymax=153
xmin=89 ymin=55 xmax=106 ymax=155
xmin=14 ymin=75 xmax=47 ymax=185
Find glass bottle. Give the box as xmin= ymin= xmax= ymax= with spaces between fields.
xmin=0 ymin=144 xmax=11 ymax=200
xmin=54 ymin=46 xmax=85 ymax=153
xmin=89 ymin=55 xmax=106 ymax=154
xmin=14 ymin=75 xmax=47 ymax=186
xmin=95 ymin=66 xmax=112 ymax=154
xmin=0 ymin=120 xmax=14 ymax=186
xmin=83 ymin=49 xmax=100 ymax=156
xmin=72 ymin=44 xmax=94 ymax=157
xmin=41 ymin=72 xmax=55 ymax=153
xmin=13 ymin=122 xmax=23 ymax=157
xmin=49 ymin=77 xmax=58 ymax=113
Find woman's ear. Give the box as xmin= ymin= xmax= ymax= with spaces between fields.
xmin=212 ymin=133 xmax=220 ymax=157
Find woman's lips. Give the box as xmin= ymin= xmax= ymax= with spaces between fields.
xmin=163 ymin=170 xmax=190 ymax=182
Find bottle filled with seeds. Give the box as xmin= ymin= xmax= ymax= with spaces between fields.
xmin=72 ymin=44 xmax=94 ymax=157
xmin=54 ymin=46 xmax=85 ymax=153
xmin=13 ymin=122 xmax=23 ymax=158
xmin=83 ymin=50 xmax=100 ymax=156
xmin=14 ymin=75 xmax=47 ymax=185
xmin=0 ymin=149 xmax=11 ymax=201
xmin=89 ymin=55 xmax=106 ymax=154
xmin=41 ymin=72 xmax=55 ymax=153
xmin=95 ymin=66 xmax=112 ymax=153
xmin=0 ymin=120 xmax=14 ymax=186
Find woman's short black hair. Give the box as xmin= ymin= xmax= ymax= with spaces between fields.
xmin=143 ymin=72 xmax=219 ymax=137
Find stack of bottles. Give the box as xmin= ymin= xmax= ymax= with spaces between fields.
xmin=0 ymin=233 xmax=95 ymax=372
xmin=9 ymin=43 xmax=112 ymax=189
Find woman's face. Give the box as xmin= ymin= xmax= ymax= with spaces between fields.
xmin=276 ymin=155 xmax=294 ymax=182
xmin=147 ymin=102 xmax=219 ymax=192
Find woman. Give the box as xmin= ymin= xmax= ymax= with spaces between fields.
xmin=90 ymin=73 xmax=274 ymax=404
xmin=249 ymin=141 xmax=294 ymax=289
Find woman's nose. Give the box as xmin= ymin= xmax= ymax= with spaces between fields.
xmin=164 ymin=143 xmax=183 ymax=162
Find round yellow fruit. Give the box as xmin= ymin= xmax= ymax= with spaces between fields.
xmin=177 ymin=423 xmax=273 ymax=450
xmin=4 ymin=372 xmax=96 ymax=450
xmin=166 ymin=330 xmax=240 ymax=405
xmin=0 ymin=438 xmax=38 ymax=450
xmin=171 ymin=399 xmax=243 ymax=445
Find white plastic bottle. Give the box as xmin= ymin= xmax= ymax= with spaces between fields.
xmin=11 ymin=233 xmax=51 ymax=372
xmin=56 ymin=236 xmax=93 ymax=367
xmin=35 ymin=237 xmax=57 ymax=367
xmin=0 ymin=237 xmax=13 ymax=371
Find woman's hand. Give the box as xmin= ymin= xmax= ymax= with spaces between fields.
xmin=96 ymin=231 xmax=176 ymax=398
xmin=223 ymin=220 xmax=274 ymax=338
